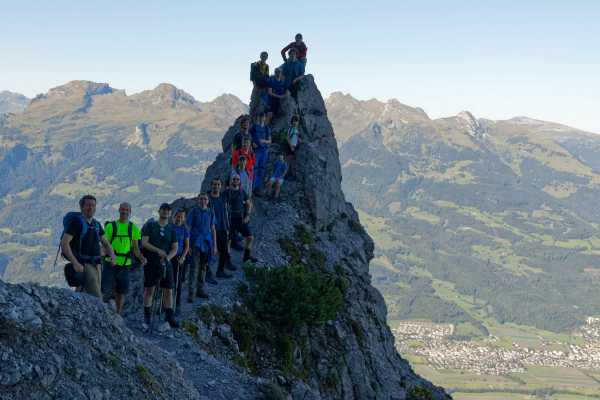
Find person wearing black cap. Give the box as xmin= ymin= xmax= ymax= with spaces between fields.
xmin=141 ymin=203 xmax=179 ymax=329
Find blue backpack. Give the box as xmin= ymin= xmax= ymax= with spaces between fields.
xmin=53 ymin=212 xmax=101 ymax=270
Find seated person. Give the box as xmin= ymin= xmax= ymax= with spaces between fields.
xmin=266 ymin=153 xmax=288 ymax=199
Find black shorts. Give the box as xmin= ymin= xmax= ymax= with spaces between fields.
xmin=103 ymin=262 xmax=131 ymax=295
xmin=230 ymin=216 xmax=252 ymax=238
xmin=143 ymin=260 xmax=174 ymax=289
xmin=216 ymin=230 xmax=229 ymax=254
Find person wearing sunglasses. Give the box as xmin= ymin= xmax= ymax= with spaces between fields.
xmin=141 ymin=203 xmax=179 ymax=329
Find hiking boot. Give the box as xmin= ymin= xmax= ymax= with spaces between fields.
xmin=187 ymin=295 xmax=194 ymax=304
xmin=231 ymin=242 xmax=244 ymax=251
xmin=142 ymin=322 xmax=150 ymax=332
xmin=167 ymin=318 xmax=180 ymax=329
xmin=243 ymin=255 xmax=259 ymax=263
xmin=216 ymin=269 xmax=233 ymax=279
xmin=206 ymin=274 xmax=218 ymax=285
xmin=196 ymin=289 xmax=209 ymax=299
xmin=253 ymin=190 xmax=263 ymax=198
xmin=225 ymin=260 xmax=238 ymax=271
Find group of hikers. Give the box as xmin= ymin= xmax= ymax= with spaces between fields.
xmin=58 ymin=34 xmax=308 ymax=331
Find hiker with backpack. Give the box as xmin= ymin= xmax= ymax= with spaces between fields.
xmin=60 ymin=195 xmax=116 ymax=298
xmin=281 ymin=33 xmax=308 ymax=74
xmin=172 ymin=209 xmax=190 ymax=314
xmin=250 ymin=51 xmax=270 ymax=89
xmin=250 ymin=111 xmax=272 ymax=197
xmin=224 ymin=174 xmax=258 ymax=263
xmin=101 ymin=202 xmax=146 ymax=314
xmin=186 ymin=192 xmax=220 ymax=302
xmin=141 ymin=203 xmax=179 ymax=329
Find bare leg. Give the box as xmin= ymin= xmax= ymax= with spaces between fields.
xmin=163 ymin=288 xmax=173 ymax=309
xmin=143 ymin=287 xmax=155 ymax=307
xmin=115 ymin=294 xmax=125 ymax=314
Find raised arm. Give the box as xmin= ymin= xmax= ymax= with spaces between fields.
xmin=281 ymin=43 xmax=292 ymax=61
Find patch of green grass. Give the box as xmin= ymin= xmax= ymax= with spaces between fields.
xmin=196 ymin=304 xmax=227 ymax=325
xmin=407 ymin=386 xmax=435 ymax=400
xmin=295 ymin=224 xmax=314 ymax=246
xmin=136 ymin=363 xmax=159 ymax=392
xmin=278 ymin=237 xmax=301 ymax=264
xmin=182 ymin=320 xmax=199 ymax=336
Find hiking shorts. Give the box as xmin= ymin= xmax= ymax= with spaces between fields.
xmin=103 ymin=262 xmax=130 ymax=295
xmin=83 ymin=263 xmax=102 ymax=298
xmin=270 ymin=176 xmax=284 ymax=186
xmin=143 ymin=260 xmax=174 ymax=289
xmin=230 ymin=215 xmax=252 ymax=238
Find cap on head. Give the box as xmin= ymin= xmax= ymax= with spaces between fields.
xmin=159 ymin=203 xmax=172 ymax=211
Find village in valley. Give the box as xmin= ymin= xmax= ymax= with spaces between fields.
xmin=393 ymin=318 xmax=600 ymax=376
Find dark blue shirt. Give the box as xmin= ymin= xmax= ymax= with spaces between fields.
xmin=173 ymin=224 xmax=190 ymax=256
xmin=186 ymin=207 xmax=215 ymax=246
xmin=209 ymin=193 xmax=229 ymax=232
xmin=272 ymin=160 xmax=288 ymax=179
xmin=251 ymin=124 xmax=271 ymax=150
xmin=267 ymin=76 xmax=287 ymax=96
xmin=279 ymin=60 xmax=303 ymax=88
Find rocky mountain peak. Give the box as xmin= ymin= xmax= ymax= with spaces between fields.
xmin=457 ymin=110 xmax=484 ymax=136
xmin=146 ymin=83 xmax=197 ymax=107
xmin=34 ymin=80 xmax=115 ymax=102
xmin=0 ymin=91 xmax=29 ymax=114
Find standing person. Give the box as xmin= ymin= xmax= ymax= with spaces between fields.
xmin=231 ymin=155 xmax=252 ymax=197
xmin=232 ymin=137 xmax=256 ymax=183
xmin=224 ymin=174 xmax=258 ymax=263
xmin=186 ymin=193 xmax=220 ymax=302
xmin=250 ymin=51 xmax=270 ymax=88
xmin=102 ymin=202 xmax=146 ymax=314
xmin=172 ymin=209 xmax=190 ymax=314
xmin=281 ymin=33 xmax=307 ymax=73
xmin=232 ymin=116 xmax=251 ymax=153
xmin=266 ymin=68 xmax=290 ymax=116
xmin=286 ymin=115 xmax=300 ymax=179
xmin=266 ymin=153 xmax=288 ymax=200
xmin=250 ymin=112 xmax=271 ymax=196
xmin=141 ymin=203 xmax=179 ymax=329
xmin=61 ymin=195 xmax=116 ymax=298
xmin=279 ymin=48 xmax=305 ymax=90
xmin=208 ymin=178 xmax=237 ymax=277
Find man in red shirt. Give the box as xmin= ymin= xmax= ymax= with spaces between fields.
xmin=232 ymin=137 xmax=256 ymax=180
xmin=281 ymin=33 xmax=307 ymax=73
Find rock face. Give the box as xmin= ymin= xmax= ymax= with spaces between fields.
xmin=0 ymin=280 xmax=199 ymax=400
xmin=191 ymin=75 xmax=449 ymax=399
xmin=0 ymin=91 xmax=29 ymax=114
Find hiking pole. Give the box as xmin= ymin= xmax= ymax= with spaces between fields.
xmin=173 ymin=259 xmax=180 ymax=315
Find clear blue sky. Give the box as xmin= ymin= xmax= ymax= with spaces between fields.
xmin=2 ymin=1 xmax=599 ymax=132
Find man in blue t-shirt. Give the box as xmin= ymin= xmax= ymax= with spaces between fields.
xmin=250 ymin=112 xmax=271 ymax=196
xmin=279 ymin=47 xmax=304 ymax=89
xmin=266 ymin=68 xmax=290 ymax=116
xmin=186 ymin=192 xmax=219 ymax=301
xmin=172 ymin=209 xmax=190 ymax=312
xmin=266 ymin=153 xmax=289 ymax=200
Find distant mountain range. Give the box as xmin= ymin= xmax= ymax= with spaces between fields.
xmin=327 ymin=93 xmax=600 ymax=334
xmin=0 ymin=81 xmax=246 ymax=284
xmin=3 ymin=83 xmax=600 ymax=336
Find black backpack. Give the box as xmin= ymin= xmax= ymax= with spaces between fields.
xmin=105 ymin=221 xmax=134 ymax=265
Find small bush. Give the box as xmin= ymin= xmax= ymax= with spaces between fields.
xmin=259 ymin=382 xmax=287 ymax=400
xmin=295 ymin=224 xmax=314 ymax=246
xmin=182 ymin=320 xmax=199 ymax=336
xmin=196 ymin=304 xmax=227 ymax=325
xmin=136 ymin=364 xmax=159 ymax=391
xmin=348 ymin=219 xmax=364 ymax=234
xmin=244 ymin=265 xmax=343 ymax=330
xmin=407 ymin=386 xmax=434 ymax=400
xmin=278 ymin=237 xmax=301 ymax=264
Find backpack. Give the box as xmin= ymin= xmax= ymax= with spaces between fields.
xmin=105 ymin=220 xmax=134 ymax=265
xmin=53 ymin=212 xmax=101 ymax=271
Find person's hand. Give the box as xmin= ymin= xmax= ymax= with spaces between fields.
xmin=140 ymin=256 xmax=147 ymax=267
xmin=109 ymin=253 xmax=116 ymax=265
xmin=178 ymin=256 xmax=185 ymax=265
xmin=157 ymin=249 xmax=167 ymax=259
xmin=243 ymin=215 xmax=250 ymax=224
xmin=73 ymin=262 xmax=84 ymax=273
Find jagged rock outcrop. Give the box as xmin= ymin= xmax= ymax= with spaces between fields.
xmin=0 ymin=280 xmax=199 ymax=400
xmin=178 ymin=75 xmax=450 ymax=399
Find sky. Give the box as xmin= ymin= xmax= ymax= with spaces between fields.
xmin=1 ymin=0 xmax=599 ymax=132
